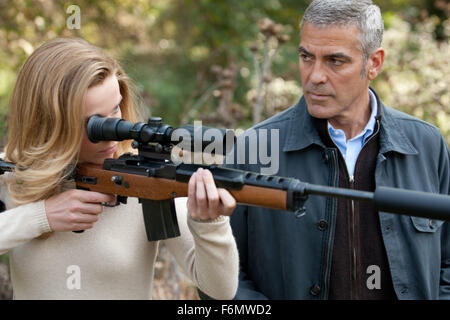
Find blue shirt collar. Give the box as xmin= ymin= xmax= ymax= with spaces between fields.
xmin=327 ymin=89 xmax=378 ymax=144
xmin=282 ymin=88 xmax=418 ymax=155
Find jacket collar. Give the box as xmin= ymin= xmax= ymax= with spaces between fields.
xmin=282 ymin=89 xmax=418 ymax=156
xmin=374 ymin=90 xmax=418 ymax=155
xmin=282 ymin=96 xmax=325 ymax=152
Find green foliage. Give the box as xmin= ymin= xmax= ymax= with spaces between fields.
xmin=373 ymin=15 xmax=450 ymax=144
xmin=0 ymin=0 xmax=448 ymax=143
xmin=0 ymin=0 xmax=448 ymax=301
xmin=0 ymin=255 xmax=8 ymax=265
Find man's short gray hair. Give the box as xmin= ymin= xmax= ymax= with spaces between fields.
xmin=300 ymin=0 xmax=384 ymax=70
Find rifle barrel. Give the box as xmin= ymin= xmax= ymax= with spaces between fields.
xmin=305 ymin=182 xmax=450 ymax=221
xmin=374 ymin=186 xmax=450 ymax=221
xmin=304 ymin=183 xmax=374 ymax=202
xmin=2 ymin=158 xmax=450 ymax=221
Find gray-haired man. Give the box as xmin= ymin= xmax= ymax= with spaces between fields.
xmin=229 ymin=0 xmax=450 ymax=299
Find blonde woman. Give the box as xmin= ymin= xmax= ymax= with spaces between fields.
xmin=0 ymin=37 xmax=239 ymax=299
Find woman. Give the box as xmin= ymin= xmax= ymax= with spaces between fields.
xmin=0 ymin=37 xmax=238 ymax=299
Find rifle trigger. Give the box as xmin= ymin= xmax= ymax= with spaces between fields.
xmin=117 ymin=195 xmax=128 ymax=204
xmin=102 ymin=195 xmax=127 ymax=207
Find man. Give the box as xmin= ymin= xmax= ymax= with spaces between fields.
xmin=229 ymin=0 xmax=450 ymax=299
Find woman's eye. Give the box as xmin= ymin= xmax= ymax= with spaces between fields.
xmin=113 ymin=106 xmax=120 ymax=113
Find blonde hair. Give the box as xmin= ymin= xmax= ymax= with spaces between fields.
xmin=5 ymin=37 xmax=140 ymax=205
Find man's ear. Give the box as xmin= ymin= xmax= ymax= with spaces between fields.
xmin=367 ymin=48 xmax=385 ymax=81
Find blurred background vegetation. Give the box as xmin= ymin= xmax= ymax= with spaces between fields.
xmin=0 ymin=0 xmax=449 ymax=300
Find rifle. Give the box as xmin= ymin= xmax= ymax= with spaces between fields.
xmin=1 ymin=116 xmax=449 ymax=242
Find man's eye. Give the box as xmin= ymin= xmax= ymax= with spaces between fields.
xmin=331 ymin=59 xmax=344 ymax=66
xmin=300 ymin=54 xmax=312 ymax=62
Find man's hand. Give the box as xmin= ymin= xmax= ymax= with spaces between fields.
xmin=187 ymin=168 xmax=236 ymax=221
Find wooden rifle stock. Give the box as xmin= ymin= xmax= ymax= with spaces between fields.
xmin=75 ymin=158 xmax=304 ymax=241
xmin=76 ymin=163 xmax=290 ymax=211
xmin=2 ymin=112 xmax=450 ymax=241
xmin=1 ymin=155 xmax=449 ymax=242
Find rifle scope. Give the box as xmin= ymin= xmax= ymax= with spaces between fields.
xmin=87 ymin=115 xmax=234 ymax=154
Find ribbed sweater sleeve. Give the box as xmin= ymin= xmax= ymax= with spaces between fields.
xmin=0 ymin=200 xmax=52 ymax=255
xmin=163 ymin=197 xmax=239 ymax=300
xmin=0 ymin=173 xmax=52 ymax=255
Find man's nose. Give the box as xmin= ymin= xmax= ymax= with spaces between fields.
xmin=309 ymin=61 xmax=327 ymax=85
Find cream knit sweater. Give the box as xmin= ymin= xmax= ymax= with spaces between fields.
xmin=0 ymin=173 xmax=239 ymax=299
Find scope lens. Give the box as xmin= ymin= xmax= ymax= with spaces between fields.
xmin=87 ymin=115 xmax=134 ymax=143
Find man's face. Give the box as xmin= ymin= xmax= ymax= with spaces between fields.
xmin=298 ymin=23 xmax=370 ymax=122
xmin=78 ymin=74 xmax=122 ymax=165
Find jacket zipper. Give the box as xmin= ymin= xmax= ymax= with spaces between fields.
xmin=349 ymin=175 xmax=357 ymax=299
xmin=348 ymin=119 xmax=380 ymax=299
xmin=326 ymin=119 xmax=380 ymax=300
xmin=322 ymin=149 xmax=339 ymax=299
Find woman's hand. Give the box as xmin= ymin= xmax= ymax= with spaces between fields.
xmin=44 ymin=189 xmax=116 ymax=232
xmin=187 ymin=168 xmax=236 ymax=221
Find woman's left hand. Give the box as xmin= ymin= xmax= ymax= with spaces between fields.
xmin=187 ymin=168 xmax=236 ymax=221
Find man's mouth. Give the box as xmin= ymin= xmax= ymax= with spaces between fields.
xmin=308 ymin=92 xmax=330 ymax=100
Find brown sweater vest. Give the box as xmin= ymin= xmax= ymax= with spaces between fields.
xmin=315 ymin=117 xmax=397 ymax=300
